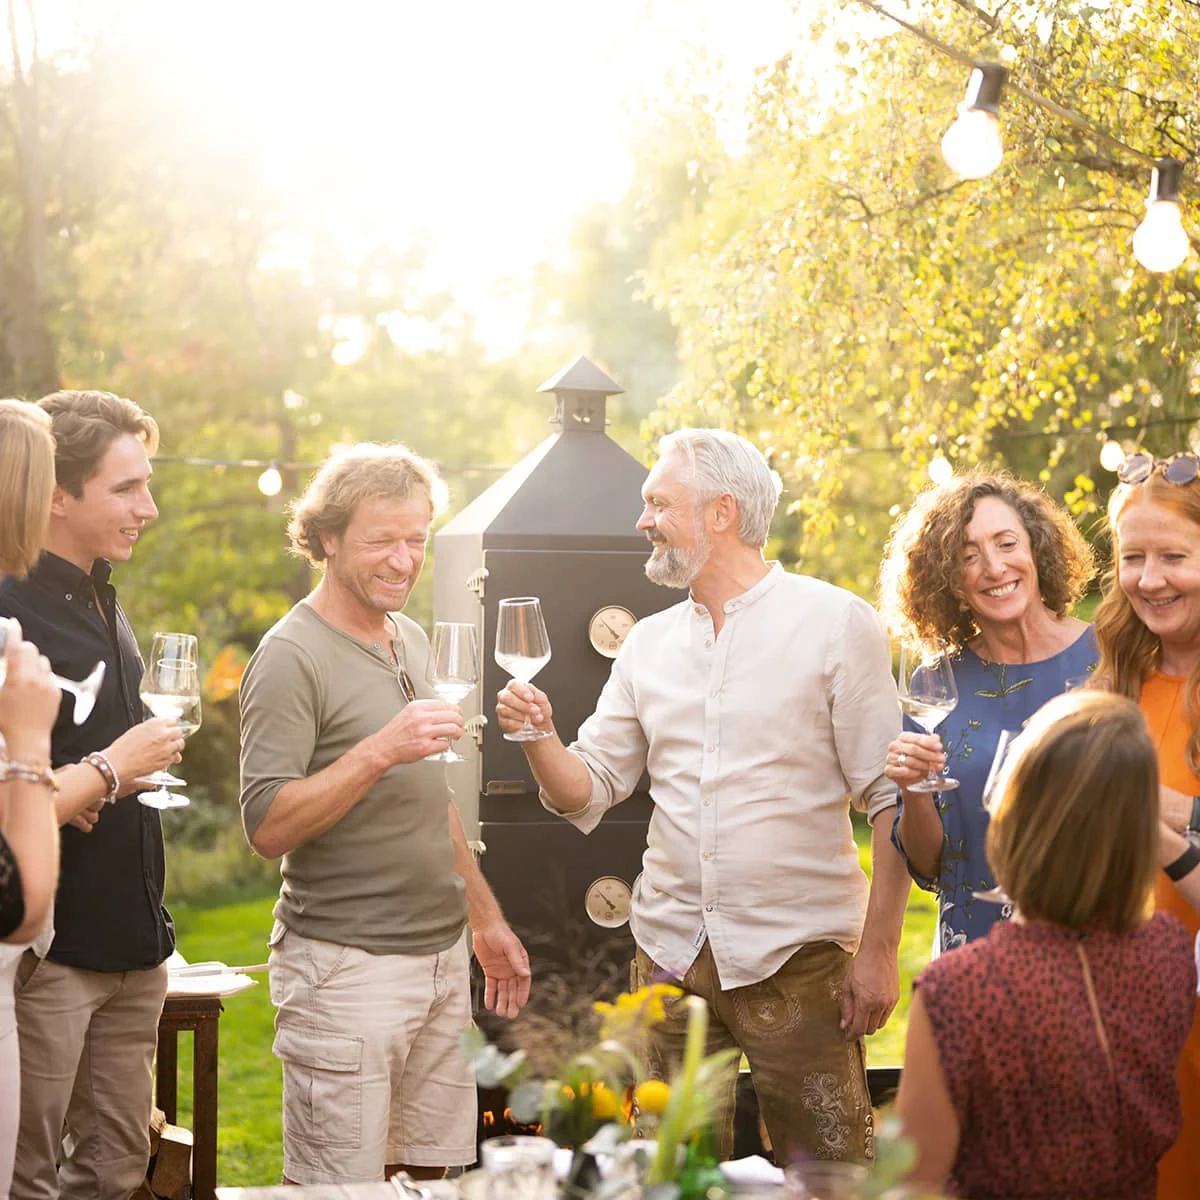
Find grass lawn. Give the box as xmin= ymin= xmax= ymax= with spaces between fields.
xmin=171 ymin=837 xmax=936 ymax=1187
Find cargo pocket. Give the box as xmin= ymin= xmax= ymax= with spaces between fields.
xmin=273 ymin=1025 xmax=364 ymax=1149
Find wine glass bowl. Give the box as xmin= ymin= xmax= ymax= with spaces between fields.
xmin=426 ymin=622 xmax=479 ymax=763
xmin=137 ymin=633 xmax=202 ymax=809
xmin=897 ymin=644 xmax=960 ymax=793
xmin=495 ymin=597 xmax=552 ymax=742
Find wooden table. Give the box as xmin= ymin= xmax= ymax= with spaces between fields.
xmin=157 ymin=994 xmax=223 ymax=1200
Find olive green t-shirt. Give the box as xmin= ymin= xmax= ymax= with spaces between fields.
xmin=239 ymin=602 xmax=467 ymax=955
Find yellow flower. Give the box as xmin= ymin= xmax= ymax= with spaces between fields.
xmin=591 ymin=1084 xmax=618 ymax=1121
xmin=633 ymin=1079 xmax=671 ymax=1116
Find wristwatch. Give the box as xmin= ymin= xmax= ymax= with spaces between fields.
xmin=1187 ymin=796 xmax=1200 ymax=848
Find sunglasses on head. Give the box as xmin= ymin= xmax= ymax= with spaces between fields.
xmin=1116 ymin=451 xmax=1200 ymax=486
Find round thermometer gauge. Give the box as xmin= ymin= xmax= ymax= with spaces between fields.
xmin=588 ymin=606 xmax=637 ymax=659
xmin=584 ymin=875 xmax=633 ymax=928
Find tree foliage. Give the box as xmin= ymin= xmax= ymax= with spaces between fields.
xmin=643 ymin=0 xmax=1200 ymax=593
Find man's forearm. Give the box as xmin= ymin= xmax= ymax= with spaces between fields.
xmin=861 ymin=809 xmax=912 ymax=952
xmin=448 ymin=801 xmax=504 ymax=929
xmin=522 ymin=735 xmax=594 ymax=815
xmin=249 ymin=738 xmax=390 ymax=859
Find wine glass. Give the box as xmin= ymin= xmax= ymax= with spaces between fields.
xmin=0 ymin=617 xmax=106 ymax=725
xmin=426 ymin=622 xmax=479 ymax=763
xmin=137 ymin=633 xmax=202 ymax=810
xmin=495 ymin=597 xmax=552 ymax=742
xmin=897 ymin=644 xmax=960 ymax=793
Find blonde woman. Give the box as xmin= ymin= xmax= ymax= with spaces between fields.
xmin=0 ymin=399 xmax=64 ymax=1197
xmin=897 ymin=691 xmax=1196 ymax=1199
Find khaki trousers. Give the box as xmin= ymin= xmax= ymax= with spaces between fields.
xmin=12 ymin=952 xmax=168 ymax=1200
xmin=633 ymin=940 xmax=873 ymax=1166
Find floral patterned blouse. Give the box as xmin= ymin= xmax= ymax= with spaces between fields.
xmin=891 ymin=627 xmax=1098 ymax=956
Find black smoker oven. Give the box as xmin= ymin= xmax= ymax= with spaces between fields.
xmin=433 ymin=356 xmax=684 ymax=991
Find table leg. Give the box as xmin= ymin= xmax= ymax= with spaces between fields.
xmin=156 ymin=1029 xmax=179 ymax=1123
xmin=192 ymin=1013 xmax=219 ymax=1200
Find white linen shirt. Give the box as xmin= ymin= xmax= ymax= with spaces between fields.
xmin=544 ymin=563 xmax=900 ymax=989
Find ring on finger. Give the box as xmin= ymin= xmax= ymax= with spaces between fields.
xmin=897 ymin=753 xmax=907 ymax=766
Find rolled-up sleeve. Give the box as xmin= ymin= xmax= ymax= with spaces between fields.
xmin=539 ymin=636 xmax=649 ymax=835
xmin=239 ymin=635 xmax=320 ymax=842
xmin=828 ymin=597 xmax=901 ymax=823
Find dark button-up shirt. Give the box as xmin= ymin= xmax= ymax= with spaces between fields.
xmin=0 ymin=551 xmax=174 ymax=971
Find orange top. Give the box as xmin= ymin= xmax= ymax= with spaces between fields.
xmin=1141 ymin=671 xmax=1200 ymax=1200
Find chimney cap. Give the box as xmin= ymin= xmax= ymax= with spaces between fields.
xmin=537 ymin=355 xmax=624 ymax=397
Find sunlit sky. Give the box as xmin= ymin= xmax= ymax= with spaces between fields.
xmin=44 ymin=0 xmax=806 ymax=350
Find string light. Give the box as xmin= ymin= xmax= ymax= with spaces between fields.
xmin=1098 ymin=433 xmax=1126 ymax=472
xmin=941 ymin=65 xmax=1009 ymax=180
xmin=1132 ymin=159 xmax=1191 ymax=273
xmin=928 ymin=453 xmax=954 ymax=484
xmin=256 ymin=463 xmax=283 ymax=497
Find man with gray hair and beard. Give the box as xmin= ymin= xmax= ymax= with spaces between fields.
xmin=496 ymin=428 xmax=910 ymax=1167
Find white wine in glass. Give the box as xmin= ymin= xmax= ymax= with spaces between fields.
xmin=137 ymin=633 xmax=202 ymax=810
xmin=426 ymin=622 xmax=479 ymax=763
xmin=0 ymin=617 xmax=106 ymax=725
xmin=495 ymin=597 xmax=552 ymax=742
xmin=897 ymin=644 xmax=960 ymax=793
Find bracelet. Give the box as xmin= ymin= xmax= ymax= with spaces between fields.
xmin=1165 ymin=843 xmax=1200 ymax=883
xmin=1 ymin=759 xmax=60 ymax=793
xmin=83 ymin=752 xmax=120 ymax=803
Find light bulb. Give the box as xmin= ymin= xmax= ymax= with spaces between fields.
xmin=941 ymin=109 xmax=1004 ymax=180
xmin=928 ymin=454 xmax=954 ymax=485
xmin=1099 ymin=439 xmax=1125 ymax=472
xmin=941 ymin=64 xmax=1008 ymax=180
xmin=1132 ymin=158 xmax=1190 ymax=273
xmin=257 ymin=465 xmax=283 ymax=497
xmin=1133 ymin=202 xmax=1190 ymax=273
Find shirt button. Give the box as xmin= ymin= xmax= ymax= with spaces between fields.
xmin=704 ymin=639 xmax=712 ymax=649
xmin=705 ymin=744 xmax=715 ymax=753
xmin=65 ymin=592 xmax=72 ymax=600
xmin=703 ymin=799 xmax=712 ymax=807
xmin=702 ymin=851 xmax=712 ymax=861
xmin=705 ymin=904 xmax=714 ymax=913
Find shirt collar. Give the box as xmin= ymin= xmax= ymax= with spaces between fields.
xmin=689 ymin=561 xmax=784 ymax=618
xmin=30 ymin=551 xmax=113 ymax=594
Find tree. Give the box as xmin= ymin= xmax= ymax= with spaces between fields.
xmin=642 ymin=0 xmax=1200 ymax=594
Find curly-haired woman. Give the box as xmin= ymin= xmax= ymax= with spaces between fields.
xmin=878 ymin=472 xmax=1096 ymax=953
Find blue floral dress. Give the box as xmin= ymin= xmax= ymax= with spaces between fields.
xmin=891 ymin=627 xmax=1098 ymax=956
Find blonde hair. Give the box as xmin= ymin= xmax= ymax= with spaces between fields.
xmin=288 ymin=443 xmax=448 ymax=566
xmin=986 ymin=691 xmax=1158 ymax=934
xmin=0 ymin=400 xmax=55 ymax=576
xmin=1095 ymin=475 xmax=1200 ymax=775
xmin=39 ymin=390 xmax=160 ymax=497
xmin=879 ymin=471 xmax=1094 ymax=654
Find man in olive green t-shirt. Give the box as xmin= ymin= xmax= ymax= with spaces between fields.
xmin=239 ymin=443 xmax=530 ymax=1186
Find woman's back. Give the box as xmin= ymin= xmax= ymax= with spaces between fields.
xmin=916 ymin=912 xmax=1196 ymax=1199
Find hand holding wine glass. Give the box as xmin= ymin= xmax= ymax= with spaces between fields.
xmin=495 ymin=598 xmax=552 ymax=742
xmin=897 ymin=644 xmax=960 ymax=793
xmin=426 ymin=622 xmax=479 ymax=763
xmin=137 ymin=633 xmax=202 ymax=810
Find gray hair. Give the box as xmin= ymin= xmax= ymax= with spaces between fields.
xmin=658 ymin=428 xmax=780 ymax=548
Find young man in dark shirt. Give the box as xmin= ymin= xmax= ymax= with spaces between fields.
xmin=0 ymin=390 xmax=185 ymax=1200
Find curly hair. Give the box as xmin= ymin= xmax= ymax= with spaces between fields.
xmin=878 ymin=471 xmax=1095 ymax=655
xmin=287 ymin=442 xmax=448 ymax=566
xmin=1095 ymin=475 xmax=1200 ymax=775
